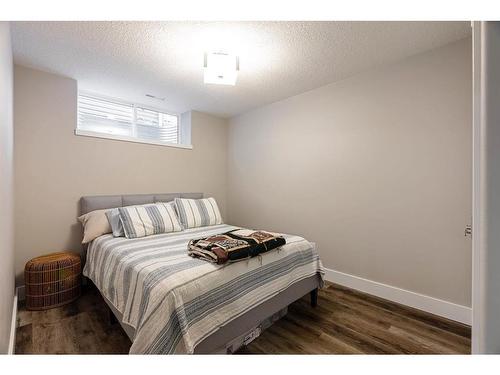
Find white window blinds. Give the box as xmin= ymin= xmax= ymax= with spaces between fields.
xmin=77 ymin=93 xmax=179 ymax=145
xmin=135 ymin=106 xmax=178 ymax=144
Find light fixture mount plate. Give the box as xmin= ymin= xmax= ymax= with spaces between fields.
xmin=204 ymin=51 xmax=239 ymax=86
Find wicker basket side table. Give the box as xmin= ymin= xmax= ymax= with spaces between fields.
xmin=24 ymin=251 xmax=81 ymax=310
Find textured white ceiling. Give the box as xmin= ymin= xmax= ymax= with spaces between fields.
xmin=11 ymin=21 xmax=470 ymax=118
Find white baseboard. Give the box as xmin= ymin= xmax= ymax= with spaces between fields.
xmin=324 ymin=268 xmax=472 ymax=325
xmin=8 ymin=291 xmax=18 ymax=355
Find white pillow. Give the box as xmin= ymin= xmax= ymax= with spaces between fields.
xmin=78 ymin=209 xmax=112 ymax=244
xmin=118 ymin=202 xmax=182 ymax=239
xmin=174 ymin=197 xmax=223 ymax=229
xmin=105 ymin=208 xmax=125 ymax=237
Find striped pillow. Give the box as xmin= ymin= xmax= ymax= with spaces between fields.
xmin=118 ymin=202 xmax=182 ymax=239
xmin=174 ymin=197 xmax=223 ymax=229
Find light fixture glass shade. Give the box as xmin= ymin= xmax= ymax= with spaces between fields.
xmin=204 ymin=51 xmax=239 ymax=85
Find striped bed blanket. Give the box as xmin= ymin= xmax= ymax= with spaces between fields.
xmin=83 ymin=224 xmax=324 ymax=354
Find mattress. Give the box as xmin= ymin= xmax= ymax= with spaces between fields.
xmin=83 ymin=224 xmax=324 ymax=354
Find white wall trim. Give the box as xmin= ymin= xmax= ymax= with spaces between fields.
xmin=8 ymin=291 xmax=18 ymax=355
xmin=471 ymin=20 xmax=484 ymax=354
xmin=74 ymin=129 xmax=193 ymax=150
xmin=324 ymin=268 xmax=472 ymax=325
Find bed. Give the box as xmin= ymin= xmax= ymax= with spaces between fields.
xmin=80 ymin=193 xmax=324 ymax=354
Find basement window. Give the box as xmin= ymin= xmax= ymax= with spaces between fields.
xmin=75 ymin=92 xmax=192 ymax=149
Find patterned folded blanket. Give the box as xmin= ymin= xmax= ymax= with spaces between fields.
xmin=188 ymin=229 xmax=286 ymax=264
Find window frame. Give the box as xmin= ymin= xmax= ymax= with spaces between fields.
xmin=75 ymin=91 xmax=192 ymax=150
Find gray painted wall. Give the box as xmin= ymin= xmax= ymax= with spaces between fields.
xmin=0 ymin=22 xmax=14 ymax=353
xmin=227 ymin=38 xmax=472 ymax=307
xmin=13 ymin=65 xmax=228 ymax=284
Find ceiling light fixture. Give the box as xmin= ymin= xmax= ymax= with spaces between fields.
xmin=204 ymin=51 xmax=239 ymax=86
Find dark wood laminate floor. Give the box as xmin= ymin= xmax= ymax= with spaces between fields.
xmin=15 ymin=282 xmax=470 ymax=354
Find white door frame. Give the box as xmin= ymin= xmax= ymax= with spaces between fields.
xmin=471 ymin=20 xmax=483 ymax=354
xmin=470 ymin=20 xmax=495 ymax=354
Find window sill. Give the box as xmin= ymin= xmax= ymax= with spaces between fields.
xmin=74 ymin=129 xmax=193 ymax=150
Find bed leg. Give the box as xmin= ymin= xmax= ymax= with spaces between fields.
xmin=108 ymin=307 xmax=118 ymax=325
xmin=310 ymin=288 xmax=318 ymax=307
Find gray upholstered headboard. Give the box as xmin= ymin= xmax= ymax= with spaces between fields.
xmin=80 ymin=192 xmax=203 ymax=215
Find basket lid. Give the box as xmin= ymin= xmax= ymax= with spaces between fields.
xmin=25 ymin=251 xmax=81 ymax=271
